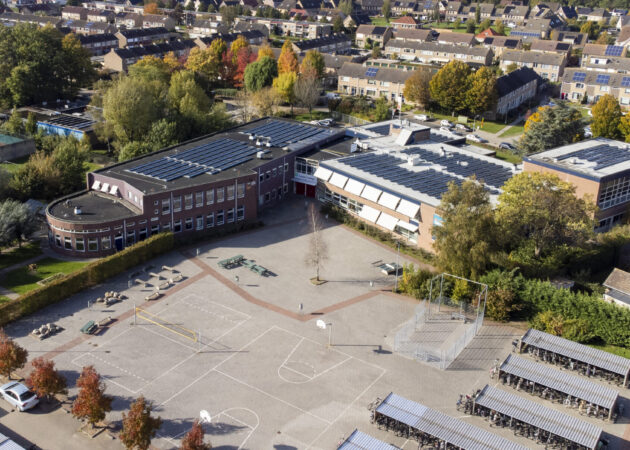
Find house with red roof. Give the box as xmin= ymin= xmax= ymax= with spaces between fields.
xmin=476 ymin=27 xmax=502 ymax=42
xmin=391 ymin=15 xmax=421 ymax=30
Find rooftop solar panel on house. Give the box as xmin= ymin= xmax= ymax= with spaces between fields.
xmin=622 ymin=77 xmax=630 ymax=87
xmin=365 ymin=67 xmax=379 ymax=77
xmin=572 ymin=72 xmax=586 ymax=82
xmin=595 ymin=74 xmax=611 ymax=85
xmin=557 ymin=43 xmax=570 ymax=51
xmin=605 ymin=45 xmax=624 ymax=56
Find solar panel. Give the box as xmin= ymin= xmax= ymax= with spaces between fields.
xmin=605 ymin=45 xmax=624 ymax=56
xmin=622 ymin=77 xmax=630 ymax=87
xmin=365 ymin=67 xmax=379 ymax=77
xmin=557 ymin=43 xmax=570 ymax=51
xmin=572 ymin=72 xmax=586 ymax=82
xmin=595 ymin=74 xmax=610 ymax=85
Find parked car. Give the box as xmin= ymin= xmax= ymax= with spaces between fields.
xmin=414 ymin=114 xmax=429 ymax=121
xmin=325 ymin=92 xmax=341 ymax=100
xmin=439 ymin=126 xmax=453 ymax=133
xmin=0 ymin=382 xmax=39 ymax=412
xmin=455 ymin=124 xmax=472 ymax=132
xmin=440 ymin=119 xmax=453 ymax=128
xmin=499 ymin=142 xmax=516 ymax=150
xmin=317 ymin=118 xmax=335 ymax=127
xmin=466 ymin=134 xmax=486 ymax=143
xmin=584 ymin=126 xmax=593 ymax=138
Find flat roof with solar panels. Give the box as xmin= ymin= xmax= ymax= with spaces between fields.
xmin=374 ymin=393 xmax=528 ymax=450
xmin=473 ymin=385 xmax=602 ymax=449
xmin=524 ymin=137 xmax=630 ymax=181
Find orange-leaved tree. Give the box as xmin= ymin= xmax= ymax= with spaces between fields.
xmin=180 ymin=419 xmax=211 ymax=450
xmin=26 ymin=357 xmax=67 ymax=402
xmin=0 ymin=329 xmax=28 ymax=380
xmin=71 ymin=366 xmax=113 ymax=429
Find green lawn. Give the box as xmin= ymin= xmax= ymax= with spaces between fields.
xmin=0 ymin=242 xmax=42 ymax=271
xmin=0 ymin=155 xmax=29 ymax=174
xmin=500 ymin=122 xmax=525 ymax=138
xmin=0 ymin=296 xmax=11 ymax=305
xmin=590 ymin=344 xmax=630 ymax=359
xmin=370 ymin=17 xmax=390 ymax=26
xmin=84 ymin=161 xmax=102 ymax=172
xmin=494 ymin=149 xmax=522 ymax=164
xmin=0 ymin=257 xmax=89 ymax=295
xmin=428 ymin=22 xmax=510 ymax=35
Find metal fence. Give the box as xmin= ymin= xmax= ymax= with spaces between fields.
xmin=330 ymin=111 xmax=372 ymax=126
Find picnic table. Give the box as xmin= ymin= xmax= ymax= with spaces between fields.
xmin=250 ymin=264 xmax=268 ymax=276
xmin=218 ymin=254 xmax=244 ymax=269
xmin=378 ymin=263 xmax=402 ymax=275
xmin=80 ymin=321 xmax=97 ymax=335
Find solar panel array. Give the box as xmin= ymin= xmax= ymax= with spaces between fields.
xmin=365 ymin=67 xmax=379 ymax=77
xmin=43 ymin=114 xmax=95 ymax=129
xmin=510 ymin=30 xmax=541 ymax=38
xmin=556 ymin=43 xmax=571 ymax=51
xmin=127 ymin=138 xmax=257 ymax=182
xmin=572 ymin=72 xmax=586 ymax=82
xmin=245 ymin=120 xmax=329 ymax=147
xmin=622 ymin=76 xmax=630 ymax=87
xmin=595 ymin=74 xmax=611 ymax=85
xmin=605 ymin=45 xmax=624 ymax=56
xmin=557 ymin=143 xmax=630 ymax=170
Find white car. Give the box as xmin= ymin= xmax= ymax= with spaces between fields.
xmin=0 ymin=382 xmax=39 ymax=411
xmin=466 ymin=134 xmax=484 ymax=143
xmin=440 ymin=119 xmax=453 ymax=127
xmin=439 ymin=126 xmax=453 ymax=133
xmin=415 ymin=114 xmax=429 ymax=121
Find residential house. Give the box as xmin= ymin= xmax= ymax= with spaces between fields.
xmin=385 ymin=40 xmax=493 ymax=66
xmin=391 ymin=1 xmax=416 ymax=15
xmin=77 ymin=33 xmax=119 ymax=56
xmin=337 ymin=62 xmax=409 ymax=102
xmin=86 ymin=10 xmax=115 ymax=23
xmin=561 ymin=68 xmax=630 ymax=106
xmin=529 ymin=38 xmax=571 ymax=55
xmin=576 ymin=7 xmax=592 ymax=21
xmin=603 ymin=269 xmax=630 ymax=308
xmin=18 ymin=3 xmax=60 ymax=15
xmin=0 ymin=12 xmax=62 ymax=28
xmin=115 ymin=13 xmax=142 ymax=29
xmin=510 ymin=18 xmax=555 ymax=41
xmin=195 ymin=30 xmax=266 ymax=49
xmin=343 ymin=13 xmax=371 ymax=28
xmin=556 ymin=6 xmax=577 ymax=22
xmin=499 ymin=5 xmax=529 ymax=26
xmin=355 ymin=0 xmax=383 ymax=15
xmin=582 ymin=44 xmax=627 ymax=67
xmin=115 ymin=27 xmax=171 ymax=48
xmin=62 ymin=6 xmax=88 ymax=20
xmin=551 ymin=31 xmax=588 ymax=49
xmin=491 ymin=67 xmax=540 ymax=119
xmin=103 ymin=40 xmax=196 ymax=72
xmin=63 ymin=19 xmax=117 ymax=35
xmin=391 ymin=16 xmax=421 ymax=30
xmin=142 ymin=14 xmax=176 ymax=31
xmin=481 ymin=36 xmax=522 ymax=58
xmin=617 ymin=26 xmax=630 ymax=48
xmin=500 ymin=49 xmax=566 ymax=81
xmin=393 ymin=28 xmax=434 ymax=43
xmin=291 ymin=33 xmax=352 ymax=55
xmin=435 ymin=31 xmax=475 ymax=46
xmin=355 ymin=24 xmax=393 ymax=48
xmin=475 ymin=28 xmax=502 ymax=42
xmin=445 ymin=1 xmax=462 ymax=22
xmin=586 ymin=8 xmax=609 ymax=23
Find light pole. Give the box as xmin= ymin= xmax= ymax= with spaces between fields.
xmin=394 ymin=240 xmax=400 ymax=292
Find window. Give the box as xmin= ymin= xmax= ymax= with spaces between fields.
xmin=259 ymin=173 xmax=264 ymax=183
xmin=237 ymin=183 xmax=245 ymax=198
xmin=162 ymin=223 xmax=171 ymax=231
xmin=237 ymin=205 xmax=245 ymax=221
xmin=216 ymin=210 xmax=224 ymax=225
xmin=195 ymin=192 xmax=203 ymax=207
xmin=206 ymin=189 xmax=214 ymax=205
xmin=284 ymin=163 xmax=289 ymax=172
xmin=598 ymin=176 xmax=630 ymax=209
xmin=227 ymin=208 xmax=234 ymax=223
xmin=206 ymin=213 xmax=214 ymax=228
xmin=76 ymin=237 xmax=85 ymax=252
xmin=101 ymin=236 xmax=111 ymax=250
xmin=64 ymin=237 xmax=72 ymax=249
xmin=55 ymin=235 xmax=62 ymax=247
xmin=284 ymin=183 xmax=289 ymax=193
xmin=272 ymin=188 xmax=277 ymax=199
xmin=154 ymin=200 xmax=159 ymax=206
xmin=227 ymin=185 xmax=235 ymax=200
xmin=272 ymin=168 xmax=277 ymax=177
xmin=151 ymin=224 xmax=159 ymax=235
xmin=264 ymin=192 xmax=270 ymax=202
xmin=185 ymin=217 xmax=193 ymax=230
xmin=184 ymin=194 xmax=193 ymax=209
xmin=265 ymin=171 xmax=271 ymax=179
xmin=196 ymin=215 xmax=203 ymax=230
xmin=173 ymin=220 xmax=182 ymax=233
xmin=139 ymin=228 xmax=147 ymax=241
xmin=126 ymin=230 xmax=135 ymax=246
xmin=154 ymin=209 xmax=159 ymax=215
xmin=173 ymin=196 xmax=182 ymax=212
xmin=217 ymin=187 xmax=225 ymax=203
xmin=162 ymin=199 xmax=170 ymax=214
xmin=88 ymin=238 xmax=98 ymax=251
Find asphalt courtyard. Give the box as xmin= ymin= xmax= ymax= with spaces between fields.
xmin=3 ymin=201 xmax=630 ymax=449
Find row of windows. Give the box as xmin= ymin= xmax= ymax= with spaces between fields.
xmin=261 ymin=184 xmax=289 ymax=204
xmin=52 ymin=206 xmax=245 ymax=252
xmin=157 ymin=184 xmax=245 ymax=215
xmin=259 ymin=163 xmax=289 ymax=183
xmin=295 ymin=158 xmax=318 ymax=176
xmin=599 ymin=176 xmax=630 ymax=210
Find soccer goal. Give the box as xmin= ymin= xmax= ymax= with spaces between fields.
xmin=134 ymin=306 xmax=199 ymax=343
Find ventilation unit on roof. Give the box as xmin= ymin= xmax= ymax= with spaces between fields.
xmin=569 ymin=157 xmax=578 ymax=164
xmin=407 ymin=156 xmax=421 ymax=166
xmin=74 ymin=206 xmax=82 ymax=215
xmin=249 ymin=134 xmax=255 ymax=140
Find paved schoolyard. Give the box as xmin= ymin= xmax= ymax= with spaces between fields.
xmin=4 ymin=202 xmax=630 ymax=449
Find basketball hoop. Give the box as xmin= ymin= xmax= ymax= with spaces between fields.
xmin=316 ymin=319 xmax=327 ymax=330
xmin=200 ymin=410 xmax=211 ymax=424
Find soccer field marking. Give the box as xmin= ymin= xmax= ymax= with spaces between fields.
xmin=71 ymin=352 xmax=148 ymax=394
xmin=180 ymin=298 xmax=250 ymax=325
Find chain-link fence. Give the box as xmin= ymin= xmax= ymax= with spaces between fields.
xmin=330 ymin=111 xmax=372 ymax=126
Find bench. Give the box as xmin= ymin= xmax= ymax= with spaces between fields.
xmin=98 ymin=316 xmax=114 ymax=328
xmin=162 ymin=265 xmax=176 ymax=272
xmin=148 ymin=272 xmax=163 ymax=279
xmin=218 ymin=255 xmax=245 ymax=269
xmin=134 ymin=278 xmax=148 ymax=287
xmin=159 ymin=281 xmax=171 ymax=290
xmin=250 ymin=265 xmax=268 ymax=276
xmin=170 ymin=274 xmax=183 ymax=283
xmin=80 ymin=321 xmax=97 ymax=335
xmin=242 ymin=259 xmax=255 ymax=268
xmin=145 ymin=292 xmax=162 ymax=301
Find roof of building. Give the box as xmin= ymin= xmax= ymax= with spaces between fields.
xmin=530 ymin=38 xmax=572 ymax=53
xmin=48 ymin=191 xmax=141 ymax=224
xmin=482 ymin=36 xmax=522 ymax=49
xmin=338 ymin=62 xmax=410 ymax=84
xmin=496 ymin=67 xmax=540 ymax=97
xmin=617 ymin=26 xmax=630 ymax=46
xmin=116 ymin=26 xmax=169 ymax=38
xmin=581 ymin=57 xmax=630 ymax=73
xmin=197 ymin=30 xmax=265 ymax=45
xmin=435 ymin=31 xmax=475 ymax=45
xmin=337 ymin=429 xmax=401 ymax=450
xmin=501 ymin=5 xmax=529 ymax=17
xmin=501 ymin=49 xmax=565 ymax=65
xmin=524 ymin=137 xmax=630 ymax=181
xmin=392 ymin=28 xmax=433 ymax=41
xmin=292 ymin=33 xmax=351 ymax=51
xmin=356 ymin=24 xmax=390 ymax=36
xmin=386 ymin=39 xmax=492 ymax=58
xmin=391 ymin=15 xmax=419 ymax=24
xmin=558 ymin=5 xmax=577 ymax=19
xmin=476 ymin=28 xmax=501 ymax=39
xmin=604 ymin=268 xmax=630 ymax=296
xmin=446 ymin=1 xmax=461 ymax=12
xmin=583 ymin=43 xmax=625 ymax=57
xmin=553 ymin=31 xmax=588 ymax=47
xmin=111 ymin=40 xmax=196 ymax=60
xmin=61 ymin=19 xmax=116 ymax=32
xmin=0 ymin=12 xmax=63 ymax=26
xmin=77 ymin=33 xmax=118 ymax=44
xmin=318 ymin=121 xmax=516 ymax=207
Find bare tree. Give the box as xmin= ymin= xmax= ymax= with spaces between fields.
xmin=305 ymin=203 xmax=328 ymax=282
xmin=232 ymin=90 xmax=256 ymax=123
xmin=293 ymin=75 xmax=321 ymax=119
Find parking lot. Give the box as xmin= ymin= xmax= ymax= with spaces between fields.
xmin=3 ymin=201 xmax=630 ymax=449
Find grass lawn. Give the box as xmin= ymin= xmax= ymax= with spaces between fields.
xmin=500 ymin=122 xmax=525 ymax=138
xmin=591 ymin=344 xmax=630 ymax=359
xmin=0 ymin=257 xmax=89 ymax=296
xmin=0 ymin=296 xmax=11 ymax=304
xmin=0 ymin=155 xmax=29 ymax=174
xmin=414 ymin=110 xmax=507 ymax=134
xmin=84 ymin=161 xmax=102 ymax=172
xmin=370 ymin=17 xmax=390 ymax=26
xmin=494 ymin=149 xmax=522 ymax=164
xmin=0 ymin=242 xmax=42 ymax=271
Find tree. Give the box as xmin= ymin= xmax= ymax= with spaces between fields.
xmin=0 ymin=168 xmax=11 ymax=201
xmin=278 ymin=40 xmax=298 ymax=75
xmin=120 ymin=396 xmax=162 ymax=450
xmin=273 ymin=72 xmax=297 ymax=112
xmin=432 ymin=177 xmax=496 ymax=279
xmin=580 ymin=21 xmax=597 ymax=39
xmin=10 ymin=152 xmax=61 ymax=201
xmin=429 ymin=60 xmax=471 ymax=115
xmin=591 ymin=94 xmax=622 ymax=140
xmin=144 ymin=2 xmax=159 ymax=14
xmin=479 ymin=18 xmax=491 ymax=31
xmin=495 ymin=172 xmax=596 ymax=268
xmin=180 ymin=420 xmax=211 ymax=450
xmin=306 ymin=203 xmax=328 ymax=282
xmin=382 ymin=0 xmax=391 ymax=21
xmin=24 ymin=112 xmax=37 ymax=136
xmin=595 ymin=31 xmax=612 ymax=45
xmin=619 ymin=114 xmax=630 ymax=142
xmin=466 ymin=19 xmax=476 ymax=34
xmin=403 ymin=69 xmax=432 ymax=108
xmin=495 ymin=19 xmax=505 ymax=35
xmin=453 ymin=18 xmax=461 ymax=30
xmin=72 ymin=366 xmax=113 ymax=429
xmin=2 ymin=109 xmax=24 ymax=135
xmin=373 ymin=97 xmax=389 ymax=121
xmin=475 ymin=2 xmax=480 ymax=23
xmin=333 ymin=15 xmax=345 ymax=33
xmin=338 ymin=0 xmax=352 ymax=16
xmin=244 ymin=57 xmax=278 ymax=92
xmin=300 ymin=50 xmax=325 ymax=79
xmin=251 ymin=87 xmax=280 ymax=117
xmin=256 ymin=43 xmax=275 ymax=60
xmin=466 ymin=66 xmax=497 ymax=116
xmin=519 ymin=103 xmax=585 ymax=154
xmin=130 ymin=55 xmax=172 ymax=85
xmin=0 ymin=329 xmax=28 ymax=380
xmin=185 ymin=40 xmax=226 ymax=84
xmin=0 ymin=200 xmax=38 ymax=248
xmin=229 ymin=35 xmax=249 ymax=64
xmin=26 ymin=357 xmax=67 ymax=402
xmin=371 ymin=45 xmax=382 ymax=59
xmin=505 ymin=62 xmax=518 ymax=73
xmin=53 ymin=137 xmax=89 ymax=195
xmin=294 ymin=74 xmax=321 ymax=117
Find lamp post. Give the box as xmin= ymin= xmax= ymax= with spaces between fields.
xmin=394 ymin=240 xmax=400 ymax=292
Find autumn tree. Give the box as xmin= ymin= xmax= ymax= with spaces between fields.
xmin=429 ymin=60 xmax=471 ymax=115
xmin=273 ymin=72 xmax=297 ymax=112
xmin=251 ymin=87 xmax=280 ymax=117
xmin=278 ymin=40 xmax=299 ymax=74
xmin=185 ymin=39 xmax=227 ymax=84
xmin=432 ymin=177 xmax=496 ymax=280
xmin=232 ymin=47 xmax=256 ymax=88
xmin=229 ymin=35 xmax=249 ymax=63
xmin=306 ymin=203 xmax=328 ymax=282
xmin=479 ymin=18 xmax=491 ymax=31
xmin=495 ymin=19 xmax=505 ymax=35
xmin=300 ymin=50 xmax=325 ymax=79
xmin=0 ymin=329 xmax=28 ymax=379
xmin=120 ymin=396 xmax=162 ymax=450
xmin=591 ymin=94 xmax=622 ymax=140
xmin=403 ymin=69 xmax=432 ymax=108
xmin=256 ymin=43 xmax=275 ymax=60
xmin=619 ymin=114 xmax=630 ymax=142
xmin=244 ymin=56 xmax=278 ymax=92
xmin=180 ymin=420 xmax=211 ymax=450
xmin=144 ymin=2 xmax=159 ymax=14
xmin=518 ymin=103 xmax=585 ymax=154
xmin=466 ymin=66 xmax=497 ymax=116
xmin=72 ymin=366 xmax=113 ymax=429
xmin=294 ymin=74 xmax=321 ymax=117
xmin=26 ymin=357 xmax=67 ymax=402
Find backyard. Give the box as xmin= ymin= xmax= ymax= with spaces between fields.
xmin=0 ymin=257 xmax=90 ymax=295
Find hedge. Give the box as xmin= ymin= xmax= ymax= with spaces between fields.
xmin=0 ymin=232 xmax=175 ymax=327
